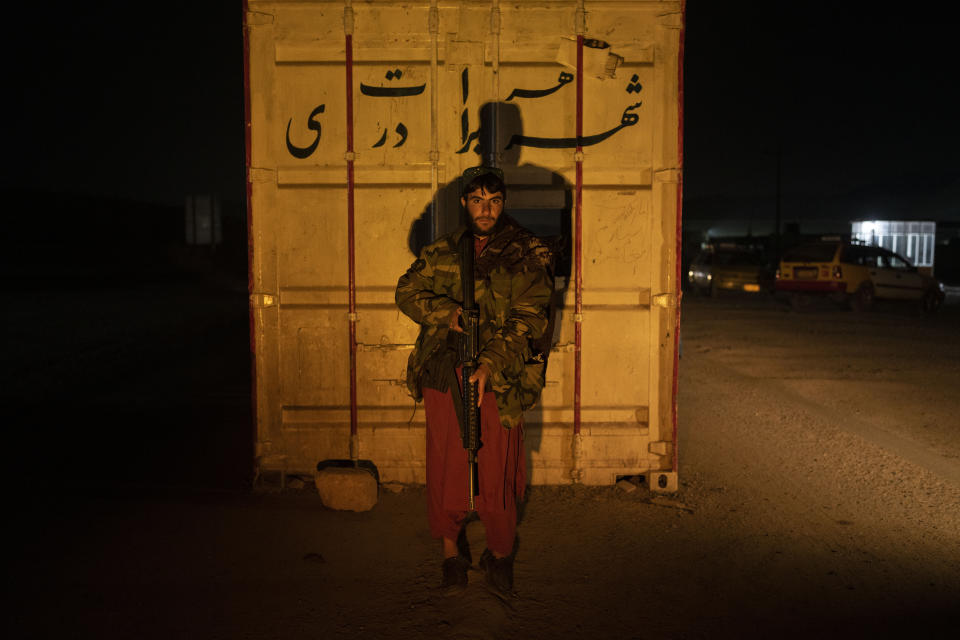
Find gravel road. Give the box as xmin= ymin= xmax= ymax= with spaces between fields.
xmin=7 ymin=289 xmax=959 ymax=639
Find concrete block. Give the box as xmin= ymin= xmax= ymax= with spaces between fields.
xmin=315 ymin=467 xmax=378 ymax=511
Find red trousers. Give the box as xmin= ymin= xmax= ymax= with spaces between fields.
xmin=423 ymin=386 xmax=526 ymax=557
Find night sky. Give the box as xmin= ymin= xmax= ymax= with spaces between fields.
xmin=3 ymin=1 xmax=958 ymax=236
xmin=684 ymin=3 xmax=960 ymax=235
xmin=2 ymin=2 xmax=243 ymax=207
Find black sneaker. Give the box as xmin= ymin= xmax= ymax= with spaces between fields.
xmin=440 ymin=555 xmax=470 ymax=593
xmin=479 ymin=548 xmax=513 ymax=594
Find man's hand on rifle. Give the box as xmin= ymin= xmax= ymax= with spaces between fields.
xmin=448 ymin=306 xmax=488 ymax=407
xmin=448 ymin=307 xmax=464 ymax=333
xmin=468 ymin=363 xmax=491 ymax=407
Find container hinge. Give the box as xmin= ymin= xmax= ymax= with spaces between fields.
xmin=652 ymin=293 xmax=676 ymax=308
xmin=648 ymin=440 xmax=673 ymax=456
xmin=245 ymin=11 xmax=275 ymax=27
xmin=250 ymin=293 xmax=277 ymax=308
xmin=657 ymin=11 xmax=684 ymax=29
xmin=654 ymin=168 xmax=682 ymax=184
xmin=249 ymin=167 xmax=275 ymax=184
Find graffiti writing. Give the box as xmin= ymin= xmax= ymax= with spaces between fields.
xmin=284 ymin=67 xmax=643 ymax=158
xmin=285 ymin=104 xmax=325 ymax=159
xmin=372 ymin=123 xmax=409 ymax=148
xmin=364 ymin=69 xmax=422 ymax=148
xmin=360 ymin=69 xmax=426 ymax=97
xmin=456 ymin=69 xmax=479 ymax=154
xmin=506 ymin=72 xmax=574 ymax=101
xmin=506 ymin=102 xmax=642 ymax=149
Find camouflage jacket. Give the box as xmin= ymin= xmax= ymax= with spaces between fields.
xmin=395 ymin=215 xmax=553 ymax=429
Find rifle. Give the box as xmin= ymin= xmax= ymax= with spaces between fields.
xmin=458 ymin=232 xmax=481 ymax=511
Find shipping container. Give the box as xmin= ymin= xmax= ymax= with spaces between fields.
xmin=244 ymin=0 xmax=684 ymax=490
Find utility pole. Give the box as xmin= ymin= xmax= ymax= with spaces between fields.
xmin=775 ymin=137 xmax=782 ymax=259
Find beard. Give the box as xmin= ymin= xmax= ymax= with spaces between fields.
xmin=469 ymin=214 xmax=504 ymax=237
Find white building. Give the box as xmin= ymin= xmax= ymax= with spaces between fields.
xmin=851 ymin=220 xmax=936 ymax=269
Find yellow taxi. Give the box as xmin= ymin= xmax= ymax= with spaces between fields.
xmin=687 ymin=244 xmax=773 ymax=297
xmin=775 ymin=240 xmax=944 ymax=312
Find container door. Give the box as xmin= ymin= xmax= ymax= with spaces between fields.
xmin=246 ymin=0 xmax=683 ymax=486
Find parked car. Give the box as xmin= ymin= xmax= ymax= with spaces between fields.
xmin=775 ymin=240 xmax=944 ymax=312
xmin=687 ymin=246 xmax=774 ymax=296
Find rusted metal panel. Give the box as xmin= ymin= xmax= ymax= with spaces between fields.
xmin=245 ymin=0 xmax=684 ymax=486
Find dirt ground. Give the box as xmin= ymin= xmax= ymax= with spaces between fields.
xmin=6 ymin=287 xmax=960 ymax=639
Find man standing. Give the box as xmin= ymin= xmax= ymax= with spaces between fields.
xmin=396 ymin=166 xmax=553 ymax=595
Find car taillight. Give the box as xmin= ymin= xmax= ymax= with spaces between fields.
xmin=775 ymin=267 xmax=781 ymax=279
xmin=833 ymin=265 xmax=842 ymax=279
